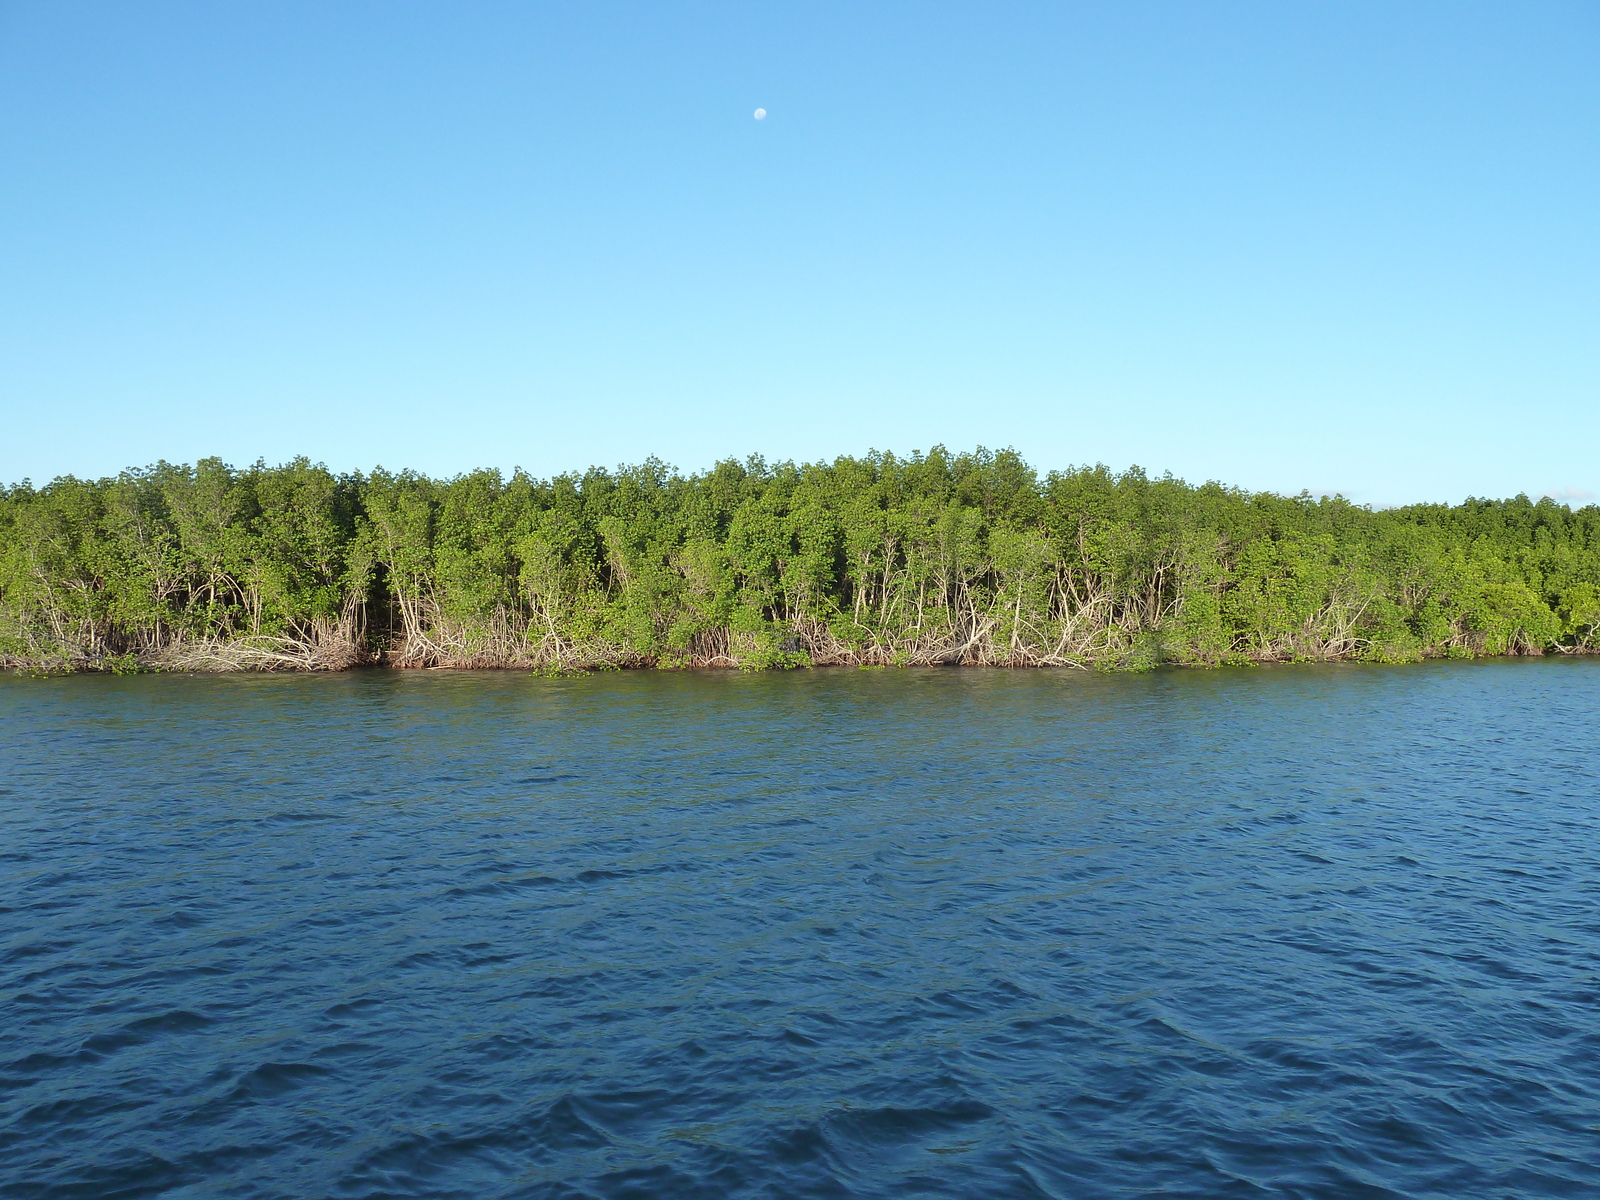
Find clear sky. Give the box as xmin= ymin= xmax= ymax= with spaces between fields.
xmin=2 ymin=2 xmax=1596 ymax=505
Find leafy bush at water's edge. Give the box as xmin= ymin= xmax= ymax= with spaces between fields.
xmin=2 ymin=449 xmax=1595 ymax=671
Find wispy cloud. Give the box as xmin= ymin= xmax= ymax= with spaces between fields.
xmin=1543 ymin=486 xmax=1598 ymax=507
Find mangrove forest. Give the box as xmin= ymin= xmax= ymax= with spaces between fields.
xmin=2 ymin=449 xmax=1597 ymax=673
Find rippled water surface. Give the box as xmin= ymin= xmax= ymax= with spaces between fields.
xmin=3 ymin=662 xmax=1599 ymax=1199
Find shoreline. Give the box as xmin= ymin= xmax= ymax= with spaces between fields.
xmin=6 ymin=644 xmax=1590 ymax=677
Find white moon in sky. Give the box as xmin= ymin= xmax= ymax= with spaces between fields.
xmin=753 ymin=108 xmax=767 ymax=120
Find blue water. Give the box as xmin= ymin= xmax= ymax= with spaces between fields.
xmin=2 ymin=662 xmax=1598 ymax=1199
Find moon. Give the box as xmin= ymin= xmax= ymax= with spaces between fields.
xmin=753 ymin=108 xmax=767 ymax=120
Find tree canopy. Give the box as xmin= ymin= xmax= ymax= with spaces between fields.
xmin=3 ymin=450 xmax=1596 ymax=672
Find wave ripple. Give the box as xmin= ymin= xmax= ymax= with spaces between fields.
xmin=3 ymin=662 xmax=1599 ymax=1198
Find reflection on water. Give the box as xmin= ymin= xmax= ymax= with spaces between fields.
xmin=2 ymin=662 xmax=1598 ymax=1198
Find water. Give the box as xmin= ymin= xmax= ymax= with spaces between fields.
xmin=2 ymin=662 xmax=1598 ymax=1199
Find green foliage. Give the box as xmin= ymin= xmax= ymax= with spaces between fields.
xmin=3 ymin=450 xmax=1596 ymax=671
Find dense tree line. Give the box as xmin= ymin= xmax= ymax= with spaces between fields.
xmin=2 ymin=449 xmax=1596 ymax=672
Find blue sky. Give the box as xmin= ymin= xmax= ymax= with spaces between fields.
xmin=2 ymin=1 xmax=1595 ymax=504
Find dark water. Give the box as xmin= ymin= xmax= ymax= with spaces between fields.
xmin=2 ymin=663 xmax=1599 ymax=1199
